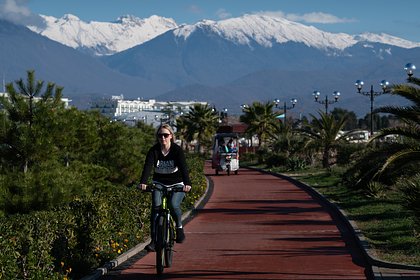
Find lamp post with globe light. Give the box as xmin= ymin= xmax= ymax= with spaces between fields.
xmin=312 ymin=91 xmax=340 ymax=114
xmin=405 ymin=63 xmax=416 ymax=80
xmin=221 ymin=108 xmax=228 ymax=124
xmin=273 ymin=98 xmax=297 ymax=121
xmin=354 ymin=79 xmax=389 ymax=137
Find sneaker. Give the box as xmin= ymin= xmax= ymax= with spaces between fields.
xmin=176 ymin=227 xmax=185 ymax=243
xmin=145 ymin=241 xmax=155 ymax=252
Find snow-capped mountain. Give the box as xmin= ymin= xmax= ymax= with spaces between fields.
xmin=100 ymin=13 xmax=420 ymax=115
xmin=354 ymin=32 xmax=420 ymax=49
xmin=172 ymin=14 xmax=420 ymax=50
xmin=28 ymin=14 xmax=178 ymax=56
xmin=174 ymin=14 xmax=357 ymax=51
xmin=0 ymin=19 xmax=169 ymax=109
xmin=28 ymin=13 xmax=420 ymax=58
xmin=4 ymin=13 xmax=420 ymax=116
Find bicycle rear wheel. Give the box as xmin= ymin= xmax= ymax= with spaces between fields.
xmin=155 ymin=215 xmax=165 ymax=274
xmin=165 ymin=218 xmax=175 ymax=267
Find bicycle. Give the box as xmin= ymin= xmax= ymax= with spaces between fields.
xmin=145 ymin=183 xmax=185 ymax=274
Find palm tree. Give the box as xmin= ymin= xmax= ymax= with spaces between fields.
xmin=240 ymin=101 xmax=279 ymax=147
xmin=297 ymin=111 xmax=348 ymax=168
xmin=174 ymin=115 xmax=190 ymax=150
xmin=178 ymin=104 xmax=219 ymax=153
xmin=368 ymin=75 xmax=420 ymax=175
xmin=270 ymin=121 xmax=294 ymax=156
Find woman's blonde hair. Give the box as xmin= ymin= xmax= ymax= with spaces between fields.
xmin=156 ymin=124 xmax=176 ymax=143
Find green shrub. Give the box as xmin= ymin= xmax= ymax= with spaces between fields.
xmin=0 ymin=161 xmax=113 ymax=214
xmin=0 ymin=155 xmax=207 ymax=279
xmin=397 ymin=174 xmax=420 ymax=235
xmin=286 ymin=156 xmax=306 ymax=171
xmin=265 ymin=153 xmax=288 ymax=168
xmin=240 ymin=152 xmax=258 ymax=164
xmin=336 ymin=143 xmax=362 ymax=166
xmin=365 ymin=181 xmax=387 ymax=199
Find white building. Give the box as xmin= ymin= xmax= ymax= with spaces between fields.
xmin=90 ymin=95 xmax=208 ymax=127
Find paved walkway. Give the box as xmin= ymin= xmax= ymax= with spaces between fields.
xmin=101 ymin=164 xmax=373 ymax=279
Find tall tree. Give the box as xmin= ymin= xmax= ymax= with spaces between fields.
xmin=240 ymin=101 xmax=279 ymax=147
xmin=1 ymin=70 xmax=63 ymax=172
xmin=297 ymin=111 xmax=348 ymax=168
xmin=369 ymin=76 xmax=420 ymax=175
xmin=179 ymin=104 xmax=219 ymax=153
xmin=330 ymin=108 xmax=358 ymax=130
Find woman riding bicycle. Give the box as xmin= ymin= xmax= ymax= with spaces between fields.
xmin=138 ymin=124 xmax=192 ymax=252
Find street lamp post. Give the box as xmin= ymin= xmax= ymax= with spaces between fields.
xmin=354 ymin=79 xmax=389 ymax=136
xmin=221 ymin=108 xmax=228 ymax=124
xmin=274 ymin=98 xmax=297 ymax=121
xmin=313 ymin=91 xmax=340 ymax=114
xmin=405 ymin=63 xmax=416 ymax=79
xmin=240 ymin=104 xmax=249 ymax=112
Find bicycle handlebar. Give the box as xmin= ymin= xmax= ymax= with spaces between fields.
xmin=143 ymin=183 xmax=185 ymax=193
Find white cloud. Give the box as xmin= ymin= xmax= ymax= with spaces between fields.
xmin=258 ymin=10 xmax=356 ymax=24
xmin=187 ymin=4 xmax=202 ymax=14
xmin=0 ymin=0 xmax=30 ymax=19
xmin=216 ymin=8 xmax=232 ymax=20
xmin=0 ymin=0 xmax=44 ymax=27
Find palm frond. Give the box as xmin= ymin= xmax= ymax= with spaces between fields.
xmin=377 ymin=148 xmax=420 ymax=175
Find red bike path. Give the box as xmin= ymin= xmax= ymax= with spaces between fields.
xmin=100 ymin=162 xmax=378 ymax=280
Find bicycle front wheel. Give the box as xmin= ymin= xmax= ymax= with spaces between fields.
xmin=165 ymin=218 xmax=175 ymax=267
xmin=156 ymin=215 xmax=166 ymax=274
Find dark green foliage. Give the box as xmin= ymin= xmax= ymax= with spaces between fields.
xmin=0 ymin=155 xmax=207 ymax=279
xmin=0 ymin=71 xmax=210 ymax=278
xmin=286 ymin=156 xmax=307 ymax=171
xmin=368 ymin=76 xmax=420 ymax=176
xmin=176 ymin=103 xmax=219 ymax=153
xmin=0 ymin=74 xmax=156 ymax=214
xmin=0 ymin=161 xmax=113 ymax=215
xmin=239 ymin=152 xmax=258 ymax=165
xmin=335 ymin=143 xmax=363 ymax=166
xmin=330 ymin=107 xmax=358 ymax=130
xmin=240 ymin=101 xmax=279 ymax=147
xmin=297 ymin=111 xmax=348 ymax=168
xmin=342 ymin=143 xmax=412 ymax=189
xmin=397 ymin=174 xmax=420 ymax=235
xmin=348 ymin=75 xmax=420 ymax=195
xmin=265 ymin=152 xmax=288 ymax=168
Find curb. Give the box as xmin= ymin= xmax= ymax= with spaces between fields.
xmin=256 ymin=168 xmax=420 ymax=278
xmin=80 ymin=176 xmax=214 ymax=280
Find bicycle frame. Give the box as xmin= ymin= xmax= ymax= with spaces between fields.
xmin=149 ymin=183 xmax=184 ymax=274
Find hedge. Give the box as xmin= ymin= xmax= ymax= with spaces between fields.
xmin=0 ymin=155 xmax=206 ymax=279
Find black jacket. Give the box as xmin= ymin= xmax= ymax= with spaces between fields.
xmin=140 ymin=143 xmax=192 ymax=186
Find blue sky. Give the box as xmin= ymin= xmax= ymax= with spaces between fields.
xmin=1 ymin=0 xmax=420 ymax=42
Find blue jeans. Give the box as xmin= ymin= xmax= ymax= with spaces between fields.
xmin=151 ymin=184 xmax=185 ymax=236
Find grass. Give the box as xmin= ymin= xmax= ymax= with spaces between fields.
xmin=247 ymin=163 xmax=420 ymax=266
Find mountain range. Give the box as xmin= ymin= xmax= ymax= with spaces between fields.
xmin=1 ymin=14 xmax=419 ymax=116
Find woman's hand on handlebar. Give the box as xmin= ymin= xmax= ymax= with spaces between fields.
xmin=137 ymin=183 xmax=148 ymax=191
xmin=183 ymin=185 xmax=192 ymax=193
xmin=137 ymin=183 xmax=191 ymax=192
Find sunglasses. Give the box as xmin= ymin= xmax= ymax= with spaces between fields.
xmin=158 ymin=133 xmax=171 ymax=138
